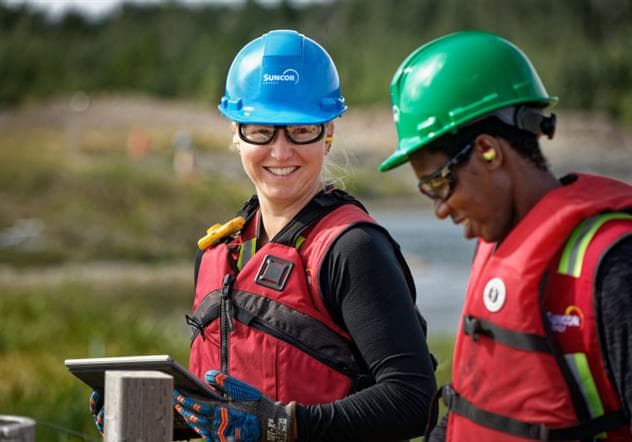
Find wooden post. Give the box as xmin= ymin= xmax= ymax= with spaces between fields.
xmin=0 ymin=415 xmax=36 ymax=442
xmin=104 ymin=370 xmax=173 ymax=442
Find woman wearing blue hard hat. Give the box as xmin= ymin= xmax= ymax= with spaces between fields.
xmin=88 ymin=29 xmax=435 ymax=442
xmin=175 ymin=30 xmax=436 ymax=441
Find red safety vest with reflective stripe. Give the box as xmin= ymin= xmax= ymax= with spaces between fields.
xmin=189 ymin=199 xmax=380 ymax=405
xmin=446 ymin=173 xmax=632 ymax=441
xmin=543 ymin=213 xmax=632 ymax=441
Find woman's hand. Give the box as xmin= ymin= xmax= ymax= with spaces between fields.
xmin=173 ymin=370 xmax=296 ymax=442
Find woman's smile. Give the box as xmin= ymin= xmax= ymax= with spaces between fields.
xmin=265 ymin=166 xmax=299 ymax=177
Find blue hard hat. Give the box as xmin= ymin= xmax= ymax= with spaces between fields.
xmin=218 ymin=29 xmax=347 ymax=124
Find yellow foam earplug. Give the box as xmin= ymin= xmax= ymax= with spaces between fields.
xmin=482 ymin=148 xmax=496 ymax=161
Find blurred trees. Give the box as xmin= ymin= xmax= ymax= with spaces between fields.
xmin=1 ymin=0 xmax=632 ymax=122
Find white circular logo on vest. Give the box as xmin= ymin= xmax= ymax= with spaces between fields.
xmin=483 ymin=277 xmax=506 ymax=312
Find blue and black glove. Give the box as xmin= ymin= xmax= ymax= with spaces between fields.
xmin=174 ymin=370 xmax=296 ymax=442
xmin=89 ymin=389 xmax=105 ymax=435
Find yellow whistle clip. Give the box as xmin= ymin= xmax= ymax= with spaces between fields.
xmin=197 ymin=216 xmax=246 ymax=250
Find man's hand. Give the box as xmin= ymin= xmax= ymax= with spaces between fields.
xmin=174 ymin=370 xmax=296 ymax=442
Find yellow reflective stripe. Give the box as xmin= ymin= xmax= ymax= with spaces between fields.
xmin=565 ymin=353 xmax=607 ymax=438
xmin=557 ymin=218 xmax=594 ymax=275
xmin=237 ymin=238 xmax=256 ymax=271
xmin=558 ymin=212 xmax=632 ymax=277
xmin=238 ymin=235 xmax=304 ymax=271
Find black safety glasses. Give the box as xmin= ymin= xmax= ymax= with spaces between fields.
xmin=417 ymin=143 xmax=473 ymax=201
xmin=238 ymin=123 xmax=325 ymax=145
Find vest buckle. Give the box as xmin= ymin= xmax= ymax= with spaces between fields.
xmin=441 ymin=384 xmax=456 ymax=409
xmin=532 ymin=425 xmax=550 ymax=440
xmin=463 ymin=315 xmax=482 ymax=341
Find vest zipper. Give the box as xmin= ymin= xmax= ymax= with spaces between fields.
xmin=220 ymin=273 xmax=235 ymax=374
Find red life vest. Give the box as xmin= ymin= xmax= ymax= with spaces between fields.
xmin=445 ymin=173 xmax=632 ymax=441
xmin=188 ymin=190 xmax=393 ymax=404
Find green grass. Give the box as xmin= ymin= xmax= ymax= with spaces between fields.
xmin=1 ymin=280 xmax=193 ymax=440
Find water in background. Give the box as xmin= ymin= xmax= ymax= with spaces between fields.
xmin=371 ymin=208 xmax=477 ymax=336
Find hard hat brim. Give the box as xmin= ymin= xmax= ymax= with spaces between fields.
xmin=218 ymin=104 xmax=347 ymax=125
xmin=379 ymin=150 xmax=410 ymax=172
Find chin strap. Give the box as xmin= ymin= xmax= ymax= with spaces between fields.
xmin=493 ymin=105 xmax=556 ymax=139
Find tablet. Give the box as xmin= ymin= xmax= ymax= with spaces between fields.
xmin=65 ymin=354 xmax=226 ymax=440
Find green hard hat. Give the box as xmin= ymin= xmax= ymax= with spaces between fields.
xmin=379 ymin=31 xmax=558 ymax=172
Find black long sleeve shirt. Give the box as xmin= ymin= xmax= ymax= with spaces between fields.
xmin=294 ymin=224 xmax=437 ymax=441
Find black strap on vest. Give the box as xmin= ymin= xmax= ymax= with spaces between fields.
xmin=424 ymin=385 xmax=443 ymax=440
xmin=442 ymin=384 xmax=627 ymax=441
xmin=270 ymin=187 xmax=367 ymax=246
xmin=462 ymin=315 xmax=551 ymax=353
xmin=188 ymin=288 xmax=361 ymax=377
xmin=236 ymin=194 xmax=260 ymax=224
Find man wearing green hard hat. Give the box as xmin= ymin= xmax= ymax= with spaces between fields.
xmin=381 ymin=31 xmax=632 ymax=441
